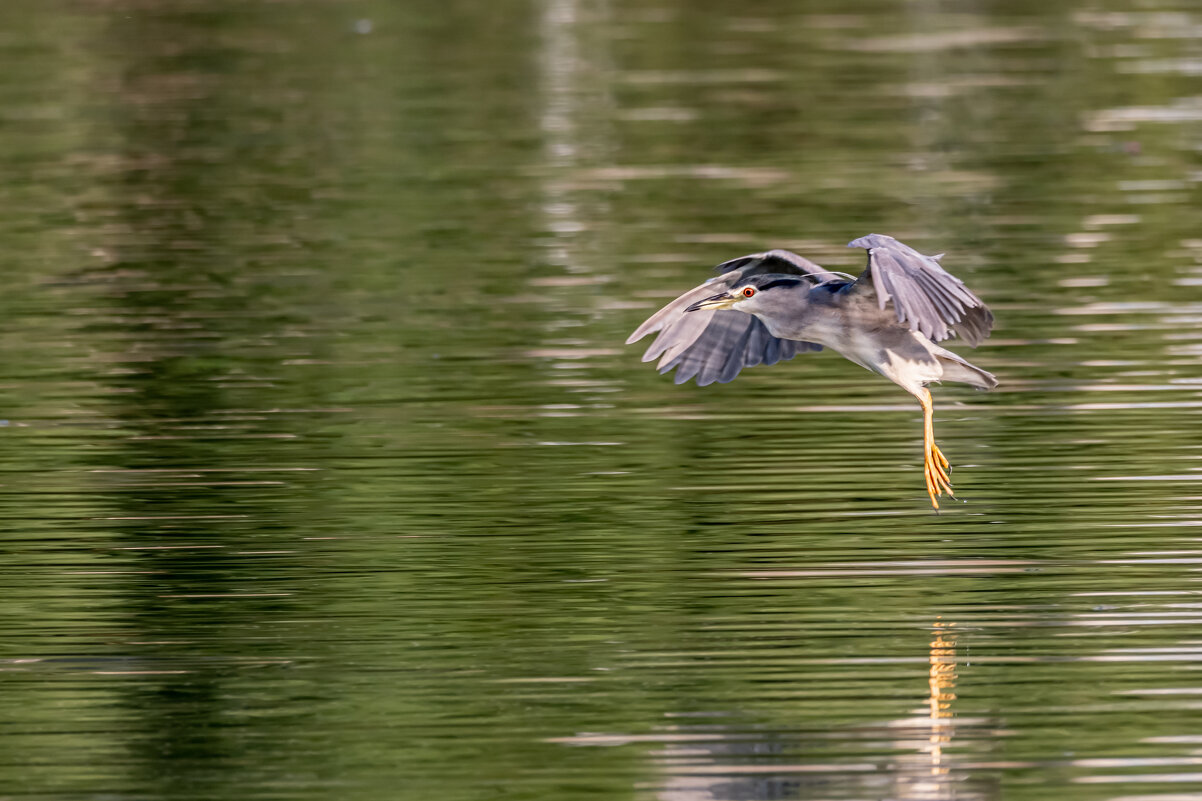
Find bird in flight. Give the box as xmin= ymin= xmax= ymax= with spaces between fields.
xmin=627 ymin=234 xmax=996 ymax=509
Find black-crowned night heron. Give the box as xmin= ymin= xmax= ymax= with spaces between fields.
xmin=627 ymin=234 xmax=996 ymax=509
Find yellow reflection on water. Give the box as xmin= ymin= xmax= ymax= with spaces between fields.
xmin=926 ymin=618 xmax=957 ymax=778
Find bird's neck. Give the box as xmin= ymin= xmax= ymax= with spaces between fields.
xmin=751 ymin=286 xmax=814 ymax=340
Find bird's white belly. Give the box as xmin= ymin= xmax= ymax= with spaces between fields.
xmin=814 ymin=324 xmax=943 ymax=395
xmin=756 ymin=300 xmax=945 ymax=396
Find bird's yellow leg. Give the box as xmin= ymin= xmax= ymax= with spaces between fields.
xmin=920 ymin=388 xmax=954 ymax=509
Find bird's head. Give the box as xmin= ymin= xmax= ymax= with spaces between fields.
xmin=684 ymin=275 xmax=806 ymax=315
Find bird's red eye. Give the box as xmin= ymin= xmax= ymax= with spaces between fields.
xmin=742 ymin=287 xmax=756 ymax=297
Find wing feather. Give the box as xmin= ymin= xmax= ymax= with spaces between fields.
xmin=628 ymin=280 xmax=723 ymax=350
xmin=716 ymin=249 xmax=847 ymax=283
xmin=652 ymin=310 xmax=818 ymax=387
xmin=847 ymin=233 xmax=994 ymax=346
xmin=629 ymin=249 xmax=828 ymax=386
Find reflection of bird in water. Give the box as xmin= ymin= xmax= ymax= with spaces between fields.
xmin=921 ymin=619 xmax=958 ymax=792
xmin=882 ymin=618 xmax=982 ymax=801
xmin=640 ymin=618 xmax=991 ymax=801
xmin=628 ymin=235 xmax=996 ymax=508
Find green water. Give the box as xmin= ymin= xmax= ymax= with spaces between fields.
xmin=3 ymin=1 xmax=1202 ymax=799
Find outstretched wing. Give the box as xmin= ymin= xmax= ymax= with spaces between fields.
xmin=847 ymin=234 xmax=994 ymax=346
xmin=626 ymin=250 xmax=826 ymax=387
xmin=714 ymin=248 xmax=850 ymax=283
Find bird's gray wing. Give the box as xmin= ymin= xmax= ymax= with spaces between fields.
xmin=715 ymin=248 xmax=848 ymax=284
xmin=627 ymin=267 xmax=822 ymax=387
xmin=652 ymin=309 xmax=819 ymax=386
xmin=847 ymin=233 xmax=994 ymax=346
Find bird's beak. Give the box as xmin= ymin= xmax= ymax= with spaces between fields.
xmin=685 ymin=291 xmax=738 ymax=312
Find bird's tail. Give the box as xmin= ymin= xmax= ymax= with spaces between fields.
xmin=933 ymin=346 xmax=998 ymax=391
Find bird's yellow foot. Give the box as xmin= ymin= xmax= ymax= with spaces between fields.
xmin=924 ymin=442 xmax=954 ymax=509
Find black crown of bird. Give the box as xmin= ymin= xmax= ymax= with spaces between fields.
xmin=627 ymin=234 xmax=996 ymax=510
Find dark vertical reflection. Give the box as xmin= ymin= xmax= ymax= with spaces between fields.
xmin=75 ymin=4 xmax=335 ymax=795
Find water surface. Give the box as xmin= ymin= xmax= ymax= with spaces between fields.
xmin=2 ymin=1 xmax=1202 ymax=799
